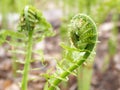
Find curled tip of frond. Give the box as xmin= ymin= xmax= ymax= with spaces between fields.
xmin=18 ymin=5 xmax=52 ymax=33
xmin=18 ymin=5 xmax=37 ymax=32
xmin=69 ymin=14 xmax=97 ymax=51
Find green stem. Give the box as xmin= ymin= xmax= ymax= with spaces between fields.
xmin=49 ymin=60 xmax=85 ymax=90
xmin=21 ymin=30 xmax=33 ymax=90
xmin=77 ymin=66 xmax=83 ymax=90
xmin=48 ymin=43 xmax=94 ymax=90
xmin=12 ymin=50 xmax=18 ymax=77
xmin=49 ymin=52 xmax=90 ymax=90
xmin=77 ymin=65 xmax=93 ymax=90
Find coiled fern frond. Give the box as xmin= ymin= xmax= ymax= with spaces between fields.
xmin=70 ymin=14 xmax=97 ymax=58
xmin=18 ymin=5 xmax=53 ymax=37
xmin=17 ymin=5 xmax=53 ymax=90
xmin=46 ymin=14 xmax=98 ymax=90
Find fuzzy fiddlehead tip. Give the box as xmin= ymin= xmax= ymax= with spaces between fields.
xmin=69 ymin=14 xmax=97 ymax=58
xmin=18 ymin=5 xmax=39 ymax=32
xmin=18 ymin=5 xmax=51 ymax=33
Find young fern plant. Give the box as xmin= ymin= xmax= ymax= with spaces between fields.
xmin=18 ymin=5 xmax=53 ymax=90
xmin=46 ymin=14 xmax=98 ymax=90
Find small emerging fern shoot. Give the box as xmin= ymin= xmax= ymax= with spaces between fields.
xmin=18 ymin=5 xmax=53 ymax=90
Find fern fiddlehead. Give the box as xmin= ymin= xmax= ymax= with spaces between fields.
xmin=70 ymin=14 xmax=97 ymax=59
xmin=48 ymin=14 xmax=98 ymax=90
xmin=18 ymin=5 xmax=52 ymax=90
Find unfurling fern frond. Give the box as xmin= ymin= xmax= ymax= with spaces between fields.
xmin=17 ymin=5 xmax=53 ymax=90
xmin=70 ymin=14 xmax=97 ymax=59
xmin=47 ymin=14 xmax=98 ymax=90
xmin=18 ymin=5 xmax=53 ymax=36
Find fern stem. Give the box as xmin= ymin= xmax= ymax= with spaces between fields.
xmin=77 ymin=66 xmax=83 ymax=90
xmin=49 ymin=51 xmax=91 ymax=90
xmin=12 ymin=51 xmax=18 ymax=77
xmin=21 ymin=30 xmax=33 ymax=90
